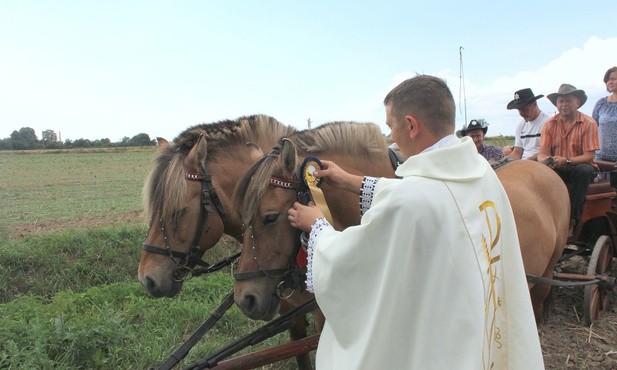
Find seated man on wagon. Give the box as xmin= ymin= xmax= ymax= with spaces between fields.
xmin=537 ymin=83 xmax=600 ymax=235
xmin=460 ymin=119 xmax=504 ymax=162
xmin=503 ymin=88 xmax=550 ymax=160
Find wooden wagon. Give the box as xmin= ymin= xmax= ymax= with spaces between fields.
xmin=527 ymin=161 xmax=617 ymax=325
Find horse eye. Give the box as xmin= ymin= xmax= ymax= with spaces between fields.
xmin=263 ymin=213 xmax=278 ymax=225
xmin=173 ymin=208 xmax=188 ymax=219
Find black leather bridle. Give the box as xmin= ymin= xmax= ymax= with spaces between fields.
xmin=141 ymin=165 xmax=229 ymax=281
xmin=233 ymin=176 xmax=309 ymax=294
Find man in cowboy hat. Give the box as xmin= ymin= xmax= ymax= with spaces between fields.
xmin=504 ymin=88 xmax=550 ymax=160
xmin=537 ymin=83 xmax=599 ymax=235
xmin=461 ymin=119 xmax=503 ymax=162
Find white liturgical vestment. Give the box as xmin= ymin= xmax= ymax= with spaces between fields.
xmin=310 ymin=137 xmax=544 ymax=369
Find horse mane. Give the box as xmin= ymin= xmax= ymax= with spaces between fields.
xmin=235 ymin=152 xmax=281 ymax=226
xmin=143 ymin=115 xmax=295 ymax=224
xmin=234 ymin=121 xmax=388 ymax=225
xmin=173 ymin=114 xmax=296 ymax=158
xmin=292 ymin=121 xmax=386 ymax=156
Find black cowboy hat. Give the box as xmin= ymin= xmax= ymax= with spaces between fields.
xmin=460 ymin=119 xmax=487 ymax=136
xmin=547 ymin=83 xmax=587 ymax=107
xmin=506 ymin=88 xmax=544 ymax=110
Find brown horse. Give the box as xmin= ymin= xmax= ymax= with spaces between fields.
xmin=233 ymin=122 xmax=396 ymax=321
xmin=234 ymin=132 xmax=570 ymax=324
xmin=137 ymin=115 xmax=296 ymax=298
xmin=496 ymin=159 xmax=570 ymax=322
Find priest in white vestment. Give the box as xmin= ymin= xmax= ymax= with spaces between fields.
xmin=288 ymin=75 xmax=544 ymax=370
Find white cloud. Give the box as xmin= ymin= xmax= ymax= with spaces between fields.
xmin=367 ymin=36 xmax=617 ymax=138
xmin=457 ymin=36 xmax=617 ymax=136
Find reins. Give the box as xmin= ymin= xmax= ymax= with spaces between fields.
xmin=141 ymin=165 xmax=232 ymax=280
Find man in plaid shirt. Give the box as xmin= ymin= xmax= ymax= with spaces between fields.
xmin=461 ymin=119 xmax=503 ymax=162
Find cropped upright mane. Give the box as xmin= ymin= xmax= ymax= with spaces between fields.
xmin=292 ymin=121 xmax=386 ymax=157
xmin=173 ymin=114 xmax=296 ymax=158
xmin=143 ymin=115 xmax=295 ymax=224
xmin=235 ymin=121 xmax=388 ymax=225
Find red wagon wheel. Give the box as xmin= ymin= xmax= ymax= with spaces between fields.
xmin=583 ymin=235 xmax=614 ymax=326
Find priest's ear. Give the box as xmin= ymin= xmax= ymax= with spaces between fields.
xmin=404 ymin=114 xmax=421 ymax=140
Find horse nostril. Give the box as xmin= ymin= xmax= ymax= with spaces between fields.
xmin=145 ymin=276 xmax=157 ymax=292
xmin=243 ymin=294 xmax=257 ymax=313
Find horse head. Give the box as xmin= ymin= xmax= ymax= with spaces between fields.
xmin=233 ymin=139 xmax=308 ymax=320
xmin=137 ymin=115 xmax=296 ymax=298
xmin=232 ymin=121 xmax=396 ymax=320
xmin=138 ymin=135 xmax=230 ymax=297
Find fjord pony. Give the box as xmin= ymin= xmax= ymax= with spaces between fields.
xmin=235 ymin=132 xmax=569 ymax=324
xmin=496 ymin=159 xmax=569 ymax=323
xmin=138 ymin=115 xmax=296 ymax=298
xmin=233 ymin=122 xmax=396 ymax=321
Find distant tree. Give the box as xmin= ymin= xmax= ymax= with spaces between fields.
xmin=129 ymin=133 xmax=155 ymax=146
xmin=10 ymin=130 xmax=26 ymax=149
xmin=73 ymin=138 xmax=92 ymax=148
xmin=9 ymin=128 xmax=38 ymax=149
xmin=41 ymin=129 xmax=58 ymax=143
xmin=41 ymin=129 xmax=59 ymax=149
xmin=0 ymin=138 xmax=12 ymax=150
xmin=44 ymin=140 xmax=62 ymax=149
xmin=18 ymin=127 xmax=38 ymax=143
xmin=0 ymin=127 xmax=157 ymax=150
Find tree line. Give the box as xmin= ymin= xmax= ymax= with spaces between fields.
xmin=0 ymin=127 xmax=156 ymax=150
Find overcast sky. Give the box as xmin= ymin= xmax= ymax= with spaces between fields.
xmin=1 ymin=1 xmax=615 ymax=142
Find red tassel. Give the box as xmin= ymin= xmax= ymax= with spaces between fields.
xmin=296 ymin=247 xmax=307 ymax=269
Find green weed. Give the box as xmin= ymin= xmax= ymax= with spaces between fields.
xmin=0 ymin=226 xmax=146 ymax=303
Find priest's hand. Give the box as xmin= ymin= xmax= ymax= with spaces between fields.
xmin=314 ymin=160 xmax=364 ymax=193
xmin=288 ymin=201 xmax=324 ymax=232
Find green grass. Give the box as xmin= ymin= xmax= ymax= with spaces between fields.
xmin=0 ymin=148 xmax=306 ymax=369
xmin=0 ymin=148 xmax=154 ymax=228
xmin=0 ymin=224 xmax=300 ymax=369
xmin=0 ymin=276 xmax=296 ymax=369
xmin=484 ymin=135 xmax=515 ymax=148
xmin=0 ymin=225 xmax=145 ymax=303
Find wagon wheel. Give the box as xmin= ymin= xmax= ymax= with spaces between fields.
xmin=583 ymin=235 xmax=614 ymax=326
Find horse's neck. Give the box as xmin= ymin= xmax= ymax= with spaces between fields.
xmin=208 ymin=149 xmax=263 ymax=240
xmin=312 ymin=150 xmax=395 ymax=229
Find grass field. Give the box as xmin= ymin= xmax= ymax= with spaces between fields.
xmin=0 ymin=148 xmax=301 ymax=369
xmin=0 ymin=147 xmax=153 ymax=235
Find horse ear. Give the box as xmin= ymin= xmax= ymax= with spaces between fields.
xmin=187 ymin=134 xmax=208 ymax=169
xmin=156 ymin=137 xmax=169 ymax=152
xmin=279 ymin=138 xmax=297 ymax=176
xmin=246 ymin=142 xmax=264 ymax=157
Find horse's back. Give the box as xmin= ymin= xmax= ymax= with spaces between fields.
xmin=322 ymin=151 xmax=396 ymax=229
xmin=496 ymin=160 xmax=569 ymax=277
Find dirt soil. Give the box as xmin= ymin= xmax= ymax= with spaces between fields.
xmin=539 ymin=255 xmax=617 ymax=369
xmin=7 ymin=218 xmax=617 ymax=369
xmin=6 ymin=211 xmax=144 ymax=239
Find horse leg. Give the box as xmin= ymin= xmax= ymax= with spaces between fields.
xmin=529 ymin=253 xmax=562 ymax=325
xmin=280 ymin=300 xmax=314 ymax=370
xmin=529 ymin=283 xmax=550 ymax=324
xmin=312 ymin=309 xmax=325 ymax=333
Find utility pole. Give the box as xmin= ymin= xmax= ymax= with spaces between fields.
xmin=459 ymin=46 xmax=468 ymax=128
